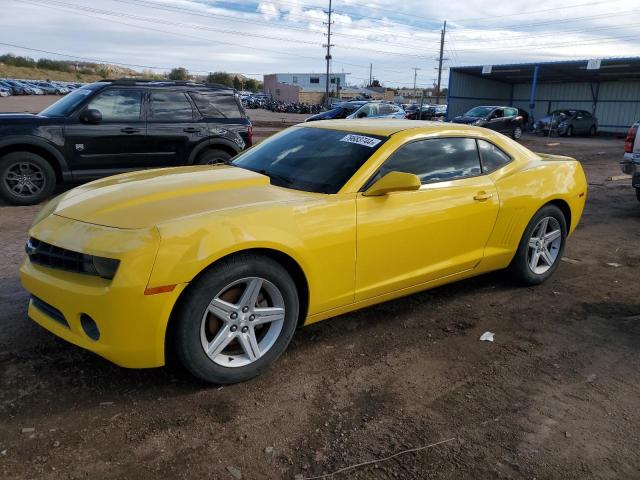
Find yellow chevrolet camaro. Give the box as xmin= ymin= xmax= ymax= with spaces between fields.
xmin=21 ymin=120 xmax=587 ymax=384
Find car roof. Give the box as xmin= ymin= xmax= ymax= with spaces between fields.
xmin=299 ymin=119 xmax=480 ymax=136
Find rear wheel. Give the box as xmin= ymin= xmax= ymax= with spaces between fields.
xmin=0 ymin=152 xmax=56 ymax=205
xmin=173 ymin=254 xmax=299 ymax=384
xmin=508 ymin=204 xmax=567 ymax=285
xmin=195 ymin=148 xmax=232 ymax=165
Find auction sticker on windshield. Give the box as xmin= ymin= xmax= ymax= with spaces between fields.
xmin=340 ymin=134 xmax=382 ymax=148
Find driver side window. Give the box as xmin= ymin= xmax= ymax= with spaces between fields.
xmin=377 ymin=138 xmax=482 ymax=184
xmin=86 ymin=89 xmax=142 ymax=122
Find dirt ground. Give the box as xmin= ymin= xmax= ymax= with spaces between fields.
xmin=1 ymin=97 xmax=639 ymax=480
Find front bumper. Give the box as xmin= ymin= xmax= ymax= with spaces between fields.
xmin=20 ymin=214 xmax=186 ymax=368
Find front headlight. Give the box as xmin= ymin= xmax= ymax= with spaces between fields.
xmin=473 ymin=119 xmax=485 ymax=126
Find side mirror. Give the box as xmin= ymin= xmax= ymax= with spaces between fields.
xmin=80 ymin=109 xmax=102 ymax=124
xmin=363 ymin=171 xmax=421 ymax=196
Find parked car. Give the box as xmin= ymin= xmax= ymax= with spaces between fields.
xmin=305 ymin=101 xmax=367 ymax=122
xmin=534 ymin=110 xmax=597 ymax=137
xmin=0 ymin=87 xmax=10 ymax=97
xmin=34 ymin=81 xmax=68 ymax=95
xmin=346 ymin=102 xmax=405 ymax=119
xmin=1 ymin=80 xmax=27 ymax=95
xmin=0 ymin=79 xmax=252 ymax=205
xmin=405 ymin=104 xmax=447 ymax=120
xmin=621 ymin=121 xmax=640 ymax=202
xmin=20 ymin=119 xmax=587 ymax=384
xmin=452 ymin=106 xmax=524 ymax=140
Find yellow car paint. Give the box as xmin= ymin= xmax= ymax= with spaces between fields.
xmin=20 ymin=120 xmax=587 ymax=369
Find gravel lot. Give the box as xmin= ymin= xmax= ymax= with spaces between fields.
xmin=1 ymin=96 xmax=639 ymax=479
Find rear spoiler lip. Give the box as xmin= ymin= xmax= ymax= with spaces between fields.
xmin=535 ymin=152 xmax=578 ymax=162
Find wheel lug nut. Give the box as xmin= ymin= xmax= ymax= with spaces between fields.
xmin=241 ymin=326 xmax=249 ymax=333
xmin=230 ymin=312 xmax=238 ymax=319
xmin=242 ymin=306 xmax=249 ymax=313
xmin=249 ymin=314 xmax=255 ymax=321
xmin=230 ymin=325 xmax=238 ymax=332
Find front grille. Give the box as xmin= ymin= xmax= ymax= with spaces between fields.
xmin=31 ymin=296 xmax=69 ymax=328
xmin=26 ymin=237 xmax=87 ymax=274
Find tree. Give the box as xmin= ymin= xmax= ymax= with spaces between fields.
xmin=370 ymin=79 xmax=381 ymax=87
xmin=232 ymin=75 xmax=242 ymax=90
xmin=244 ymin=78 xmax=259 ymax=92
xmin=168 ymin=67 xmax=189 ymax=80
xmin=207 ymin=71 xmax=233 ymax=87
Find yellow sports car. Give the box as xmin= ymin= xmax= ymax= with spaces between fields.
xmin=20 ymin=120 xmax=587 ymax=384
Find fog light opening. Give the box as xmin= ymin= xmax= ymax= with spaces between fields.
xmin=80 ymin=314 xmax=100 ymax=341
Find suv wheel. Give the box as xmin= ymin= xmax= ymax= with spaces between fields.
xmin=0 ymin=152 xmax=56 ymax=205
xmin=173 ymin=254 xmax=299 ymax=384
xmin=196 ymin=149 xmax=232 ymax=165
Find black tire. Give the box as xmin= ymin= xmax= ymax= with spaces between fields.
xmin=195 ymin=148 xmax=232 ymax=165
xmin=565 ymin=126 xmax=573 ymax=137
xmin=173 ymin=254 xmax=299 ymax=384
xmin=0 ymin=152 xmax=56 ymax=206
xmin=511 ymin=125 xmax=523 ymax=140
xmin=508 ymin=204 xmax=567 ymax=286
xmin=589 ymin=125 xmax=597 ymax=136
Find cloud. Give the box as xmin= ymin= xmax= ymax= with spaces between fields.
xmin=0 ymin=0 xmax=638 ymax=88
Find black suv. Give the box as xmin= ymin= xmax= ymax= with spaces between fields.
xmin=0 ymin=79 xmax=252 ymax=205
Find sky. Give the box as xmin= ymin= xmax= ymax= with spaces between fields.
xmin=1 ymin=0 xmax=639 ymax=88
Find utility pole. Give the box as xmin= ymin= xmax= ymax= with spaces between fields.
xmin=412 ymin=67 xmax=421 ymax=102
xmin=369 ymin=63 xmax=373 ymax=87
xmin=323 ymin=0 xmax=334 ymax=107
xmin=435 ymin=20 xmax=447 ymax=105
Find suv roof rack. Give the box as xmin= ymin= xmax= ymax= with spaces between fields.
xmin=101 ymin=78 xmax=234 ymax=91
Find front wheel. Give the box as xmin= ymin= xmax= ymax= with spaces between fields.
xmin=173 ymin=254 xmax=299 ymax=384
xmin=511 ymin=126 xmax=523 ymax=140
xmin=508 ymin=204 xmax=567 ymax=285
xmin=0 ymin=152 xmax=56 ymax=205
xmin=565 ymin=126 xmax=573 ymax=137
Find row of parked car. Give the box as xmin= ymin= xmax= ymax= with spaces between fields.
xmin=304 ymin=101 xmax=599 ymax=142
xmin=0 ymin=79 xmax=83 ymax=97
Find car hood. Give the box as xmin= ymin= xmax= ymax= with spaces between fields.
xmin=452 ymin=116 xmax=483 ymax=124
xmin=0 ymin=113 xmax=50 ymax=124
xmin=50 ymin=166 xmax=317 ymax=229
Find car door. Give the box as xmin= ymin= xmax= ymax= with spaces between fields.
xmin=355 ymin=137 xmax=500 ymax=301
xmin=574 ymin=111 xmax=590 ymax=134
xmin=486 ymin=108 xmax=508 ymax=133
xmin=146 ymin=90 xmax=204 ymax=166
xmin=64 ymin=88 xmax=147 ymax=175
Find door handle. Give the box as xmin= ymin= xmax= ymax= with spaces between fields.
xmin=121 ymin=127 xmax=140 ymax=134
xmin=183 ymin=127 xmax=202 ymax=133
xmin=473 ymin=191 xmax=493 ymax=201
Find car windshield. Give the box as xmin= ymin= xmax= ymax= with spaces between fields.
xmin=39 ymin=84 xmax=102 ymax=117
xmin=464 ymin=106 xmax=494 ymax=117
xmin=232 ymin=127 xmax=387 ymax=194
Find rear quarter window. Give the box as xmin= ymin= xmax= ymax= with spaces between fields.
xmin=189 ymin=92 xmax=245 ymax=119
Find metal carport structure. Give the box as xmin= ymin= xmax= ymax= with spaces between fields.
xmin=446 ymin=57 xmax=640 ymax=134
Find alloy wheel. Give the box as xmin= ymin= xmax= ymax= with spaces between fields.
xmin=527 ymin=216 xmax=562 ymax=274
xmin=200 ymin=277 xmax=285 ymax=368
xmin=3 ymin=162 xmax=46 ymax=197
xmin=513 ymin=126 xmax=523 ymax=139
